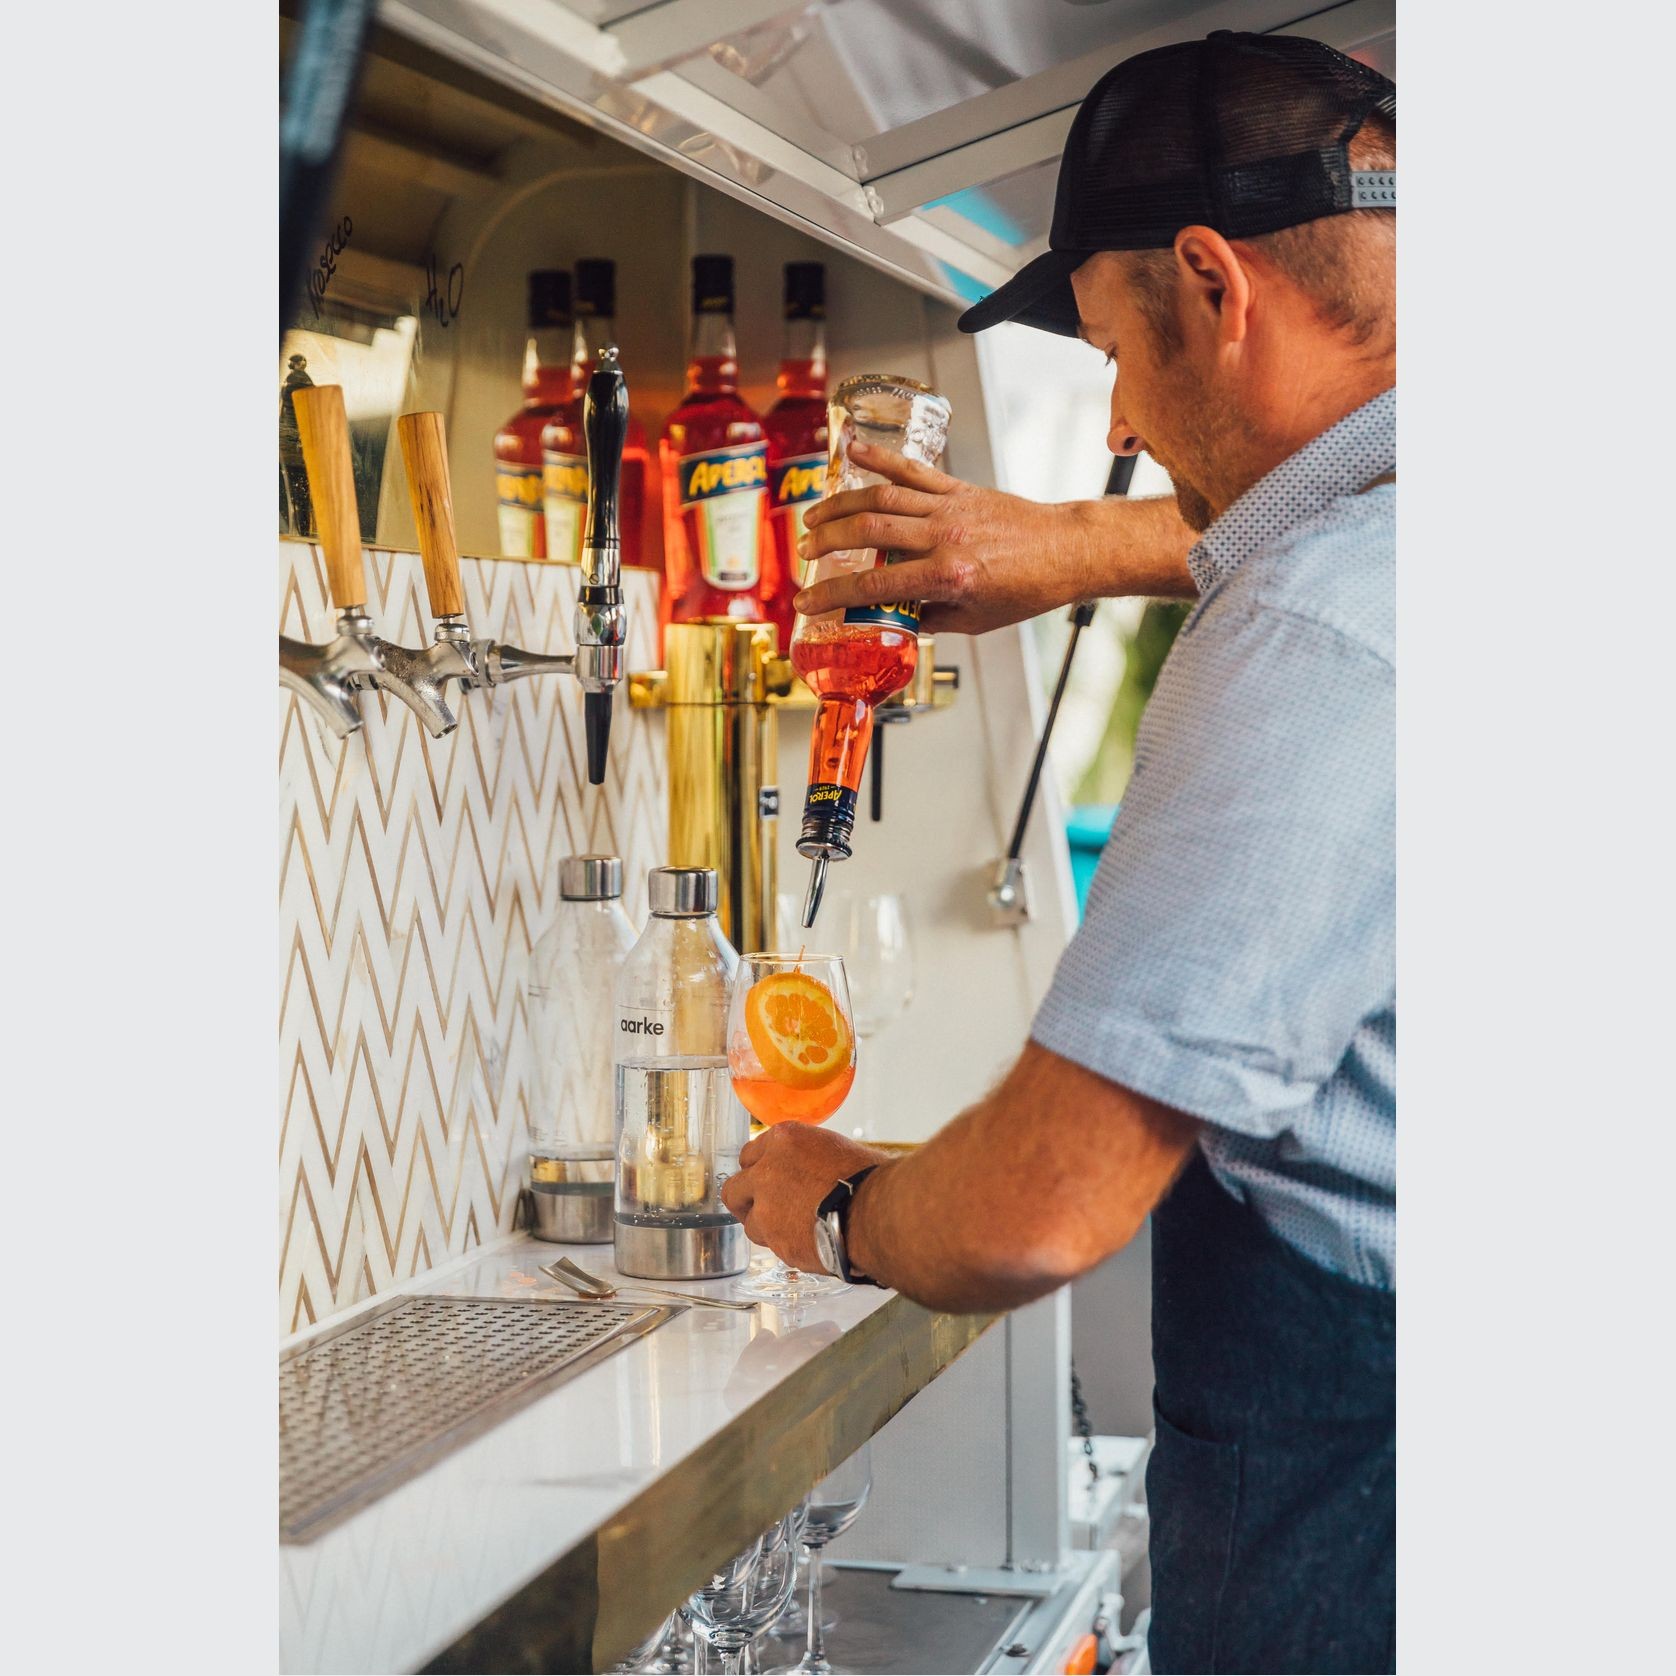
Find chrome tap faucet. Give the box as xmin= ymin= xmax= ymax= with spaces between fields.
xmin=282 ymin=385 xmax=467 ymax=739
xmin=361 ymin=633 xmax=470 ymax=736
xmin=395 ymin=354 xmax=631 ymax=785
xmin=398 ymin=410 xmax=577 ymax=694
xmin=575 ymin=346 xmax=629 ymax=785
xmin=279 ymin=623 xmax=379 ymax=739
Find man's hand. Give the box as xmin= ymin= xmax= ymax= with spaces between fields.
xmin=720 ymin=1124 xmax=889 ymax=1274
xmin=794 ymin=440 xmax=1198 ymax=636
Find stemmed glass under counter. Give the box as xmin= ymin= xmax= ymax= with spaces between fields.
xmin=688 ymin=1512 xmax=802 ymax=1675
xmin=770 ymin=1444 xmax=872 ymax=1676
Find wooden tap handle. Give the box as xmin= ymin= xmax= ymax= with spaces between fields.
xmin=291 ymin=385 xmax=366 ymax=611
xmin=396 ymin=411 xmax=467 ymax=620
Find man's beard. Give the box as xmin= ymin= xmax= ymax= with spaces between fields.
xmin=1169 ymin=475 xmax=1215 ymax=532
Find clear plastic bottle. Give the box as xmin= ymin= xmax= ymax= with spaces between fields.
xmin=526 ymin=855 xmax=637 ymax=1242
xmin=613 ymin=866 xmax=749 ymax=1278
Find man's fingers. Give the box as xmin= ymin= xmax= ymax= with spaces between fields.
xmin=802 ymin=482 xmax=941 ymax=531
xmin=847 ymin=439 xmax=957 ymax=495
xmin=800 ymin=512 xmax=938 ymax=564
xmin=794 ymin=552 xmax=971 ymax=618
xmin=794 ymin=558 xmax=929 ymax=618
xmin=739 ymin=1131 xmax=769 ymax=1168
xmin=720 ymin=1173 xmax=752 ymax=1220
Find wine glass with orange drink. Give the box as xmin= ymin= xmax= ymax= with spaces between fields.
xmin=726 ymin=953 xmax=856 ymax=1301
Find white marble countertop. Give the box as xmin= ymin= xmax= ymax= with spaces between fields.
xmin=279 ymin=1237 xmax=977 ymax=1674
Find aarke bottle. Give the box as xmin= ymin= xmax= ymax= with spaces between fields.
xmin=539 ymin=259 xmax=662 ymax=575
xmin=763 ymin=262 xmax=829 ymax=650
xmin=493 ymin=270 xmax=572 ymax=558
xmin=526 ymin=855 xmax=637 ymax=1243
xmin=612 ymin=867 xmax=748 ymax=1279
xmin=660 ymin=255 xmax=770 ymax=630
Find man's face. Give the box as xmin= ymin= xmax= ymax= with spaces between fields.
xmin=1071 ymin=251 xmax=1222 ymax=532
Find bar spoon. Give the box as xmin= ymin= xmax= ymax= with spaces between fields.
xmin=542 ymin=1256 xmax=758 ymax=1313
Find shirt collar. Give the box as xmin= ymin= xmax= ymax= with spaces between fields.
xmin=1185 ymin=386 xmax=1397 ymax=595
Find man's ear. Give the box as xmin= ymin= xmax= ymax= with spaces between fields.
xmin=1172 ymin=227 xmax=1252 ymax=346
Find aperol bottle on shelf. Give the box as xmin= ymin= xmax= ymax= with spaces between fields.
xmin=493 ymin=270 xmax=573 ymax=558
xmin=793 ymin=373 xmax=952 ymax=927
xmin=660 ymin=255 xmax=769 ymax=631
xmin=538 ymin=259 xmax=662 ymax=577
xmin=763 ymin=262 xmax=829 ymax=650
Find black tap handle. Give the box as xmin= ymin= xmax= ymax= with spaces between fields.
xmin=870 ymin=723 xmax=885 ymax=822
xmin=582 ymin=346 xmax=628 ymax=559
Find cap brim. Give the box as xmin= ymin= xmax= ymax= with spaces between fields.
xmin=957 ymin=249 xmax=1088 ymax=337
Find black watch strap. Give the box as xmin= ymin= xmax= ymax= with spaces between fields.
xmin=818 ymin=1165 xmax=881 ymax=1286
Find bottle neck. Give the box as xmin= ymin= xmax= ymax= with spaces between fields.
xmin=572 ymin=315 xmax=616 ymax=383
xmin=523 ymin=328 xmax=572 ymax=405
xmin=776 ymin=319 xmax=827 ymax=399
xmin=687 ymin=312 xmax=739 ymax=394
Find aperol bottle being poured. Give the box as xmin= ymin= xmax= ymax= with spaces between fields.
xmin=791 ymin=374 xmax=952 ymax=927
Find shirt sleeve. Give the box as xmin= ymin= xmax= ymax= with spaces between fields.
xmin=1031 ymin=599 xmax=1394 ymax=1140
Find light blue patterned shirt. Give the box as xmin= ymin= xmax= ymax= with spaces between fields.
xmin=1033 ymin=388 xmax=1396 ymax=1289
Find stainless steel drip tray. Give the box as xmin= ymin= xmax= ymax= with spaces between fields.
xmin=280 ymin=1294 xmax=678 ymax=1544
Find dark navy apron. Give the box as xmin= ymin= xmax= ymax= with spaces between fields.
xmin=1147 ymin=1153 xmax=1395 ymax=1673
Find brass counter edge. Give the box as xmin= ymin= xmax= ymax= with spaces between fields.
xmin=421 ymin=1294 xmax=997 ymax=1675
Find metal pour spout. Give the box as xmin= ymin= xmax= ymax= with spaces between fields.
xmin=801 ymin=856 xmax=828 ymax=929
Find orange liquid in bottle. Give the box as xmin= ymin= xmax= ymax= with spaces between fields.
xmin=792 ymin=621 xmax=918 ymax=843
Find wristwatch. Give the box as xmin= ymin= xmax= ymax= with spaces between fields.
xmin=814 ymin=1166 xmax=880 ymax=1285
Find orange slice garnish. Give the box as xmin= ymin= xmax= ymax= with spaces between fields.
xmin=744 ymin=972 xmax=853 ymax=1090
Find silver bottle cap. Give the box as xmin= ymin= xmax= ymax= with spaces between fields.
xmin=559 ymin=854 xmax=624 ymax=901
xmin=648 ymin=866 xmax=717 ymax=917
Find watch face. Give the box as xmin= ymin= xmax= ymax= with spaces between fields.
xmin=814 ymin=1214 xmax=840 ymax=1278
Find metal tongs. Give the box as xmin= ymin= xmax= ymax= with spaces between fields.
xmin=540 ymin=1255 xmax=758 ymax=1313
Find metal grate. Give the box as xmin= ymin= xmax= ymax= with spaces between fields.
xmin=280 ymin=1294 xmax=673 ymax=1543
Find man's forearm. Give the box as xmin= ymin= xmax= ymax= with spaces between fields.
xmin=845 ymin=1042 xmax=1200 ymax=1314
xmin=1067 ymin=494 xmax=1200 ymax=601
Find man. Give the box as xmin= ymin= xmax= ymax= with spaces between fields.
xmin=721 ymin=31 xmax=1395 ymax=1674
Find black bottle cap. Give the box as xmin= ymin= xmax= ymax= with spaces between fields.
xmin=574 ymin=258 xmax=616 ymax=319
xmin=692 ymin=254 xmax=735 ymax=315
xmin=784 ymin=262 xmax=825 ymax=320
xmin=528 ymin=269 xmax=572 ymax=329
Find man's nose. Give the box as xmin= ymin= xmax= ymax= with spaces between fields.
xmin=1107 ymin=385 xmax=1146 ymax=457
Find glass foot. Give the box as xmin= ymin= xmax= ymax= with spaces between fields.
xmin=739 ymin=1261 xmax=843 ymax=1303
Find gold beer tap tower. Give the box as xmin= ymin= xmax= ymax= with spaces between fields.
xmin=630 ymin=623 xmax=957 ymax=955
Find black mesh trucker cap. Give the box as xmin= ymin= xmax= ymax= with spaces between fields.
xmin=958 ymin=30 xmax=1396 ymax=338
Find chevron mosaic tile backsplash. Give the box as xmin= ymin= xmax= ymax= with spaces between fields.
xmin=278 ymin=542 xmax=666 ymax=1336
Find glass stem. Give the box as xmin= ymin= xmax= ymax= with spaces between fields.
xmin=805 ymin=1540 xmax=825 ymax=1669
xmin=722 ymin=1642 xmax=746 ymax=1676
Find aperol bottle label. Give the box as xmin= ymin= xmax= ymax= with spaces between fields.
xmin=678 ymin=442 xmax=767 ymax=590
xmin=541 ymin=450 xmax=587 ymax=565
xmin=495 ymin=463 xmax=543 ymax=558
xmin=841 ymin=546 xmax=920 ymax=633
xmin=802 ymin=782 xmax=858 ymax=855
xmin=806 ymin=783 xmax=856 ymax=818
xmin=843 ymin=598 xmax=921 ymax=632
xmin=769 ymin=452 xmax=826 ymax=544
